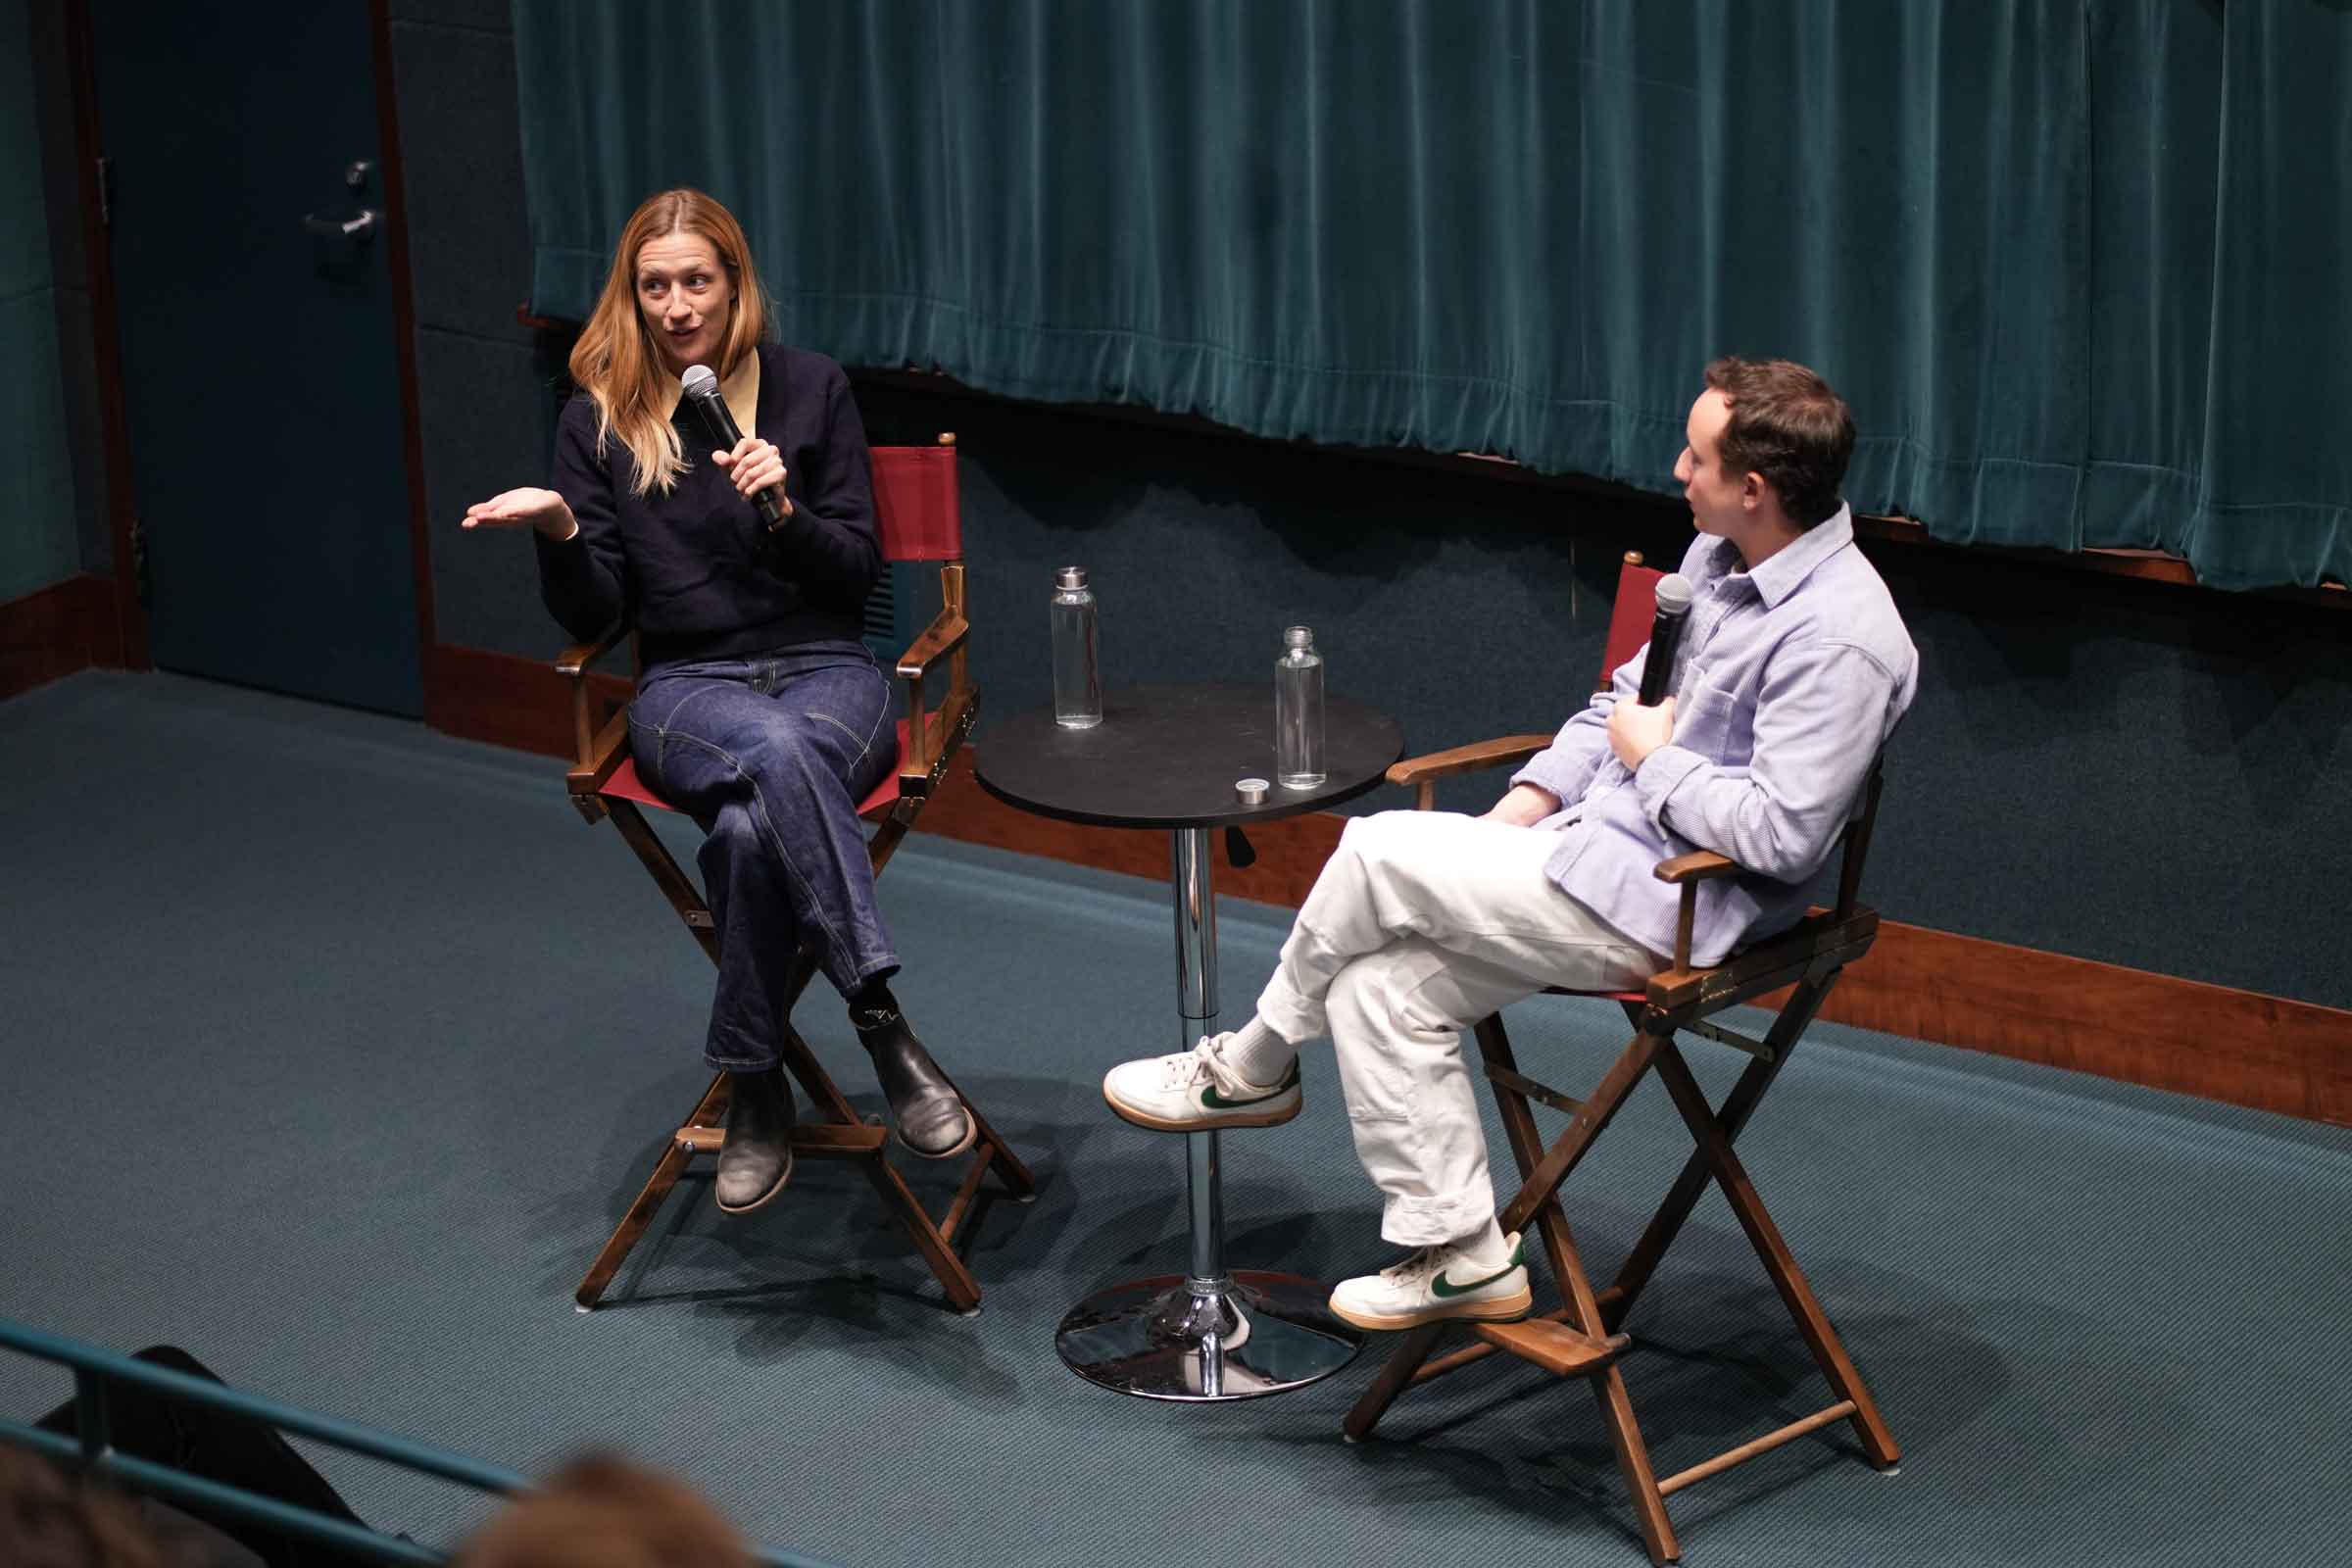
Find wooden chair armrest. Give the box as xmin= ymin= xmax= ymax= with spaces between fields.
xmin=564 ymin=707 xmax=632 ymax=820
xmin=556 ymin=624 xmax=628 ymax=678
xmin=893 ymin=605 xmax=971 ymax=789
xmin=899 ymin=684 xmax=977 ymax=796
xmin=1387 ymin=735 xmax=1554 ymax=789
xmin=1653 ymin=850 xmax=1740 ymax=884
xmin=1652 ymin=850 xmax=1740 ymax=969
xmin=1386 ymin=734 xmax=1553 ymax=811
xmin=896 ymin=607 xmax=969 ymax=680
xmin=555 ymin=624 xmax=631 ymax=765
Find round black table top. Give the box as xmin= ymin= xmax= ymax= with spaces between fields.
xmin=975 ymin=682 xmax=1405 ymax=830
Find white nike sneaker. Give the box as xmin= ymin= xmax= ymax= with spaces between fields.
xmin=1102 ymin=1035 xmax=1302 ymax=1132
xmin=1327 ymin=1233 xmax=1533 ymax=1331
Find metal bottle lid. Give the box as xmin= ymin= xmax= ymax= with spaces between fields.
xmin=1235 ymin=777 xmax=1269 ymax=805
xmin=1056 ymin=566 xmax=1089 ymax=590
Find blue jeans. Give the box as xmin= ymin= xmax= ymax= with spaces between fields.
xmin=628 ymin=640 xmax=901 ymax=1071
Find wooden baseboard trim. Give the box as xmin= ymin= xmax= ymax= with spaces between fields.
xmin=425 ymin=641 xmax=2352 ymax=1129
xmin=0 ymin=573 xmax=123 ymax=701
xmin=424 ymin=642 xmax=627 ymax=760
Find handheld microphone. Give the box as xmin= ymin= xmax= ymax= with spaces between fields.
xmin=680 ymin=364 xmax=785 ymax=529
xmin=1636 ymin=573 xmax=1695 ymax=707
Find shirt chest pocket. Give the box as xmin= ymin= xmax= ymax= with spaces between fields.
xmin=1674 ymin=675 xmax=1751 ymax=760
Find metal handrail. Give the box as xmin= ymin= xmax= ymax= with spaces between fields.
xmin=0 ymin=1319 xmax=835 ymax=1568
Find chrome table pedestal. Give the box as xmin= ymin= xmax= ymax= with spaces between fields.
xmin=1054 ymin=826 xmax=1363 ymax=1400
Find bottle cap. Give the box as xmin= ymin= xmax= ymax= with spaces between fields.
xmin=1284 ymin=625 xmax=1313 ymax=648
xmin=1056 ymin=566 xmax=1089 ymax=590
xmin=1235 ymin=777 xmax=1269 ymax=805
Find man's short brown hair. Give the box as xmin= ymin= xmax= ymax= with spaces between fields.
xmin=1702 ymin=357 xmax=1855 ymax=527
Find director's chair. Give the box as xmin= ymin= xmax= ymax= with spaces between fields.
xmin=1344 ymin=551 xmax=1899 ymax=1564
xmin=557 ymin=433 xmax=1035 ymax=1316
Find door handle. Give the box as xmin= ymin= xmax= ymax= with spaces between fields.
xmin=303 ymin=208 xmax=379 ymax=240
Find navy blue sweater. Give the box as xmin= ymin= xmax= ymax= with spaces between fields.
xmin=533 ymin=345 xmax=879 ymax=669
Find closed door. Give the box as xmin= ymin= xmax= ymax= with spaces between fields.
xmin=95 ymin=4 xmax=420 ymax=715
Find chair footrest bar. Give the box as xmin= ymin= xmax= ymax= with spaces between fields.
xmin=1407 ymin=1306 xmax=1574 ymax=1386
xmin=674 ymin=1122 xmax=890 ymax=1156
xmin=1471 ymin=1318 xmax=1631 ymax=1378
xmin=1654 ymin=1398 xmax=1859 ymax=1497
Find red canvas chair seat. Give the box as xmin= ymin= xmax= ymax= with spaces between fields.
xmin=553 ymin=435 xmax=1034 ymax=1316
xmin=1346 ymin=550 xmax=1899 ymax=1566
xmin=597 ymin=719 xmax=916 ymax=820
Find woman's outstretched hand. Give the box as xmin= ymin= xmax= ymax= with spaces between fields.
xmin=461 ymin=487 xmax=576 ymax=541
xmin=711 ymin=437 xmax=792 ymax=517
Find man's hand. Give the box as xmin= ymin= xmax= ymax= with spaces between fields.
xmin=712 ymin=436 xmax=792 ymax=516
xmin=1483 ymin=783 xmax=1561 ymax=826
xmin=1607 ymin=695 xmax=1676 ymax=771
xmin=461 ymin=486 xmax=575 ymax=541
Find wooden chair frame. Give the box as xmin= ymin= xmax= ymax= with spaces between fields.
xmin=1343 ymin=553 xmax=1899 ymax=1565
xmin=555 ymin=434 xmax=1035 ymax=1315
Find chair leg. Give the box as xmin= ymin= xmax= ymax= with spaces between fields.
xmin=1477 ymin=1015 xmax=1592 ymax=1301
xmin=1651 ymin=1042 xmax=1900 ymax=1469
xmin=1480 ymin=1017 xmax=1680 ymax=1566
xmin=1595 ymin=975 xmax=1828 ymax=1332
xmin=594 ymin=805 xmax=1020 ymax=1313
xmin=1342 ymin=1324 xmax=1446 ymax=1441
xmin=933 ymin=1063 xmax=1037 ymax=1200
xmin=574 ymin=1072 xmax=732 ymax=1310
xmin=1597 ymin=1050 xmax=1783 ymax=1331
xmin=864 ymin=812 xmax=911 ymax=878
xmin=1591 ymin=1344 xmax=1681 ymax=1564
xmin=780 ymin=1026 xmax=987 ymax=1313
xmin=1496 ymin=1026 xmax=1664 ymax=1239
xmin=860 ymin=1157 xmax=984 ymax=1314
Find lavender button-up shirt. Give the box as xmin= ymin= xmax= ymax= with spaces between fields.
xmin=1508 ymin=506 xmax=1918 ymax=967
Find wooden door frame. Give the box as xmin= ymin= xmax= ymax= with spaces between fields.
xmin=57 ymin=0 xmax=141 ymax=669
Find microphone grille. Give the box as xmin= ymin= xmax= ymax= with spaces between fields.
xmin=1654 ymin=573 xmax=1695 ymax=614
xmin=679 ymin=364 xmax=718 ymax=397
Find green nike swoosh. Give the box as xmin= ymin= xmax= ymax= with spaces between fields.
xmin=1200 ymin=1060 xmax=1300 ymax=1109
xmin=1430 ymin=1261 xmax=1518 ymax=1298
xmin=1430 ymin=1239 xmax=1525 ymax=1298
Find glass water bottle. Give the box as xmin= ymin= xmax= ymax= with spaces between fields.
xmin=1051 ymin=566 xmax=1102 ymax=729
xmin=1275 ymin=625 xmax=1326 ymax=788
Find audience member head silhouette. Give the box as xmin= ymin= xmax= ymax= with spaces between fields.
xmin=451 ymin=1453 xmax=753 ymax=1568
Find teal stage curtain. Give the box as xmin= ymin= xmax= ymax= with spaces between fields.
xmin=511 ymin=0 xmax=2350 ymax=592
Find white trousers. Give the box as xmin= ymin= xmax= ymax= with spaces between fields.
xmin=1256 ymin=810 xmax=1660 ymax=1247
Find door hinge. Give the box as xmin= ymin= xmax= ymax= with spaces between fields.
xmin=96 ymin=156 xmax=114 ymax=228
xmin=128 ymin=514 xmax=150 ymax=605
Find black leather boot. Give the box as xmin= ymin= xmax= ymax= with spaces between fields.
xmin=715 ymin=1066 xmax=795 ymax=1213
xmin=852 ymin=1003 xmax=976 ymax=1159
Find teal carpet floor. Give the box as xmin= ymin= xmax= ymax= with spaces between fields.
xmin=3 ymin=671 xmax=2349 ymax=1566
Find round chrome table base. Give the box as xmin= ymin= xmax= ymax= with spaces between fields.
xmin=1055 ymin=1271 xmax=1364 ymax=1401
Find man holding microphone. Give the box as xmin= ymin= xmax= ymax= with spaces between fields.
xmin=1102 ymin=357 xmax=1919 ymax=1331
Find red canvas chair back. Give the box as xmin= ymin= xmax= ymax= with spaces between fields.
xmin=1600 ymin=553 xmax=1665 ymax=691
xmin=872 ymin=441 xmax=962 ymax=562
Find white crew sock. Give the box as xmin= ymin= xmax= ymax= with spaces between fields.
xmin=1450 ymin=1217 xmax=1513 ymax=1272
xmin=1217 ymin=1014 xmax=1297 ymax=1087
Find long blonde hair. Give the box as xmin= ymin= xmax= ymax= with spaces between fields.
xmin=567 ymin=189 xmax=774 ymax=498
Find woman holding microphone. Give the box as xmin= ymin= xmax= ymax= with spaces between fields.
xmin=463 ymin=188 xmax=972 ymax=1214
